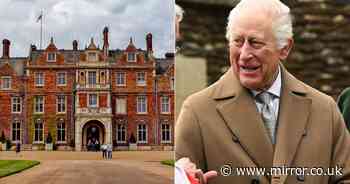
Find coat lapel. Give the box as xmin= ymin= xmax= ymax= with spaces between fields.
xmin=273 ymin=67 xmax=312 ymax=184
xmin=213 ymin=69 xmax=274 ymax=171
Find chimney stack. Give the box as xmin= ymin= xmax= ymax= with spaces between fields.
xmin=146 ymin=33 xmax=152 ymax=52
xmin=103 ymin=27 xmax=109 ymax=47
xmin=2 ymin=39 xmax=10 ymax=58
xmin=73 ymin=40 xmax=78 ymax=51
xmin=103 ymin=27 xmax=109 ymax=57
xmin=31 ymin=44 xmax=37 ymax=52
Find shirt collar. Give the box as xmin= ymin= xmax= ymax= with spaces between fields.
xmin=251 ymin=66 xmax=282 ymax=98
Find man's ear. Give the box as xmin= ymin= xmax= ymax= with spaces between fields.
xmin=279 ymin=38 xmax=293 ymax=60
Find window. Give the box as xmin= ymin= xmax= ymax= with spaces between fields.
xmin=12 ymin=121 xmax=21 ymax=142
xmin=137 ymin=124 xmax=147 ymax=143
xmin=57 ymin=95 xmax=66 ymax=113
xmin=11 ymin=97 xmax=21 ymax=113
xmin=1 ymin=76 xmax=11 ymax=89
xmin=34 ymin=96 xmax=44 ymax=113
xmin=136 ymin=72 xmax=146 ymax=86
xmin=127 ymin=52 xmax=136 ymax=62
xmin=56 ymin=72 xmax=66 ymax=86
xmin=57 ymin=121 xmax=66 ymax=142
xmin=35 ymin=72 xmax=44 ymax=86
xmin=161 ymin=124 xmax=171 ymax=143
xmin=88 ymin=94 xmax=97 ymax=107
xmin=88 ymin=52 xmax=97 ymax=61
xmin=88 ymin=71 xmax=97 ymax=85
xmin=116 ymin=98 xmax=127 ymax=114
xmin=116 ymin=72 xmax=126 ymax=86
xmin=47 ymin=52 xmax=56 ymax=62
xmin=34 ymin=119 xmax=43 ymax=142
xmin=161 ymin=96 xmax=170 ymax=113
xmin=136 ymin=96 xmax=147 ymax=113
xmin=117 ymin=124 xmax=126 ymax=143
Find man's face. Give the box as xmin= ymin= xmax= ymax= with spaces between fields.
xmin=229 ymin=13 xmax=287 ymax=90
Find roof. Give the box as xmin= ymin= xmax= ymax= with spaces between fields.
xmin=156 ymin=57 xmax=174 ymax=75
xmin=0 ymin=57 xmax=26 ymax=75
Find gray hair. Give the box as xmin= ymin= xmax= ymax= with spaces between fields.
xmin=225 ymin=0 xmax=293 ymax=49
xmin=175 ymin=4 xmax=184 ymax=22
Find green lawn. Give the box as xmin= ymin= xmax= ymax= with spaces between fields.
xmin=0 ymin=160 xmax=40 ymax=177
xmin=161 ymin=159 xmax=175 ymax=167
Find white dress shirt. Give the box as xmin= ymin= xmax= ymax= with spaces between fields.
xmin=251 ymin=66 xmax=282 ymax=118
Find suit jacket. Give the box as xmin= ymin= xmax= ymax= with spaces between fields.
xmin=175 ymin=66 xmax=350 ymax=184
xmin=337 ymin=87 xmax=350 ymax=130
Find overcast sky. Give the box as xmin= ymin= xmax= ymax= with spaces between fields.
xmin=0 ymin=0 xmax=175 ymax=58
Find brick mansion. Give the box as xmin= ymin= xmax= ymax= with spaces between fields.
xmin=0 ymin=27 xmax=174 ymax=151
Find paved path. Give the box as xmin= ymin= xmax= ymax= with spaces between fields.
xmin=0 ymin=151 xmax=174 ymax=184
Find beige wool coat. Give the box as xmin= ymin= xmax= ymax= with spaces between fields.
xmin=175 ymin=66 xmax=350 ymax=184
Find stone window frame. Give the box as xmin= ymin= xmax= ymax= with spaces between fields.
xmin=11 ymin=120 xmax=21 ymax=143
xmin=116 ymin=72 xmax=126 ymax=86
xmin=1 ymin=76 xmax=11 ymax=90
xmin=33 ymin=118 xmax=44 ymax=144
xmin=116 ymin=97 xmax=127 ymax=114
xmin=34 ymin=72 xmax=44 ymax=87
xmin=87 ymin=71 xmax=97 ymax=85
xmin=116 ymin=123 xmax=127 ymax=143
xmin=160 ymin=96 xmax=170 ymax=114
xmin=127 ymin=52 xmax=136 ymax=62
xmin=56 ymin=95 xmax=66 ymax=114
xmin=136 ymin=71 xmax=146 ymax=86
xmin=11 ymin=96 xmax=22 ymax=113
xmin=137 ymin=123 xmax=147 ymax=143
xmin=56 ymin=119 xmax=66 ymax=143
xmin=88 ymin=93 xmax=98 ymax=108
xmin=56 ymin=72 xmax=67 ymax=86
xmin=136 ymin=95 xmax=147 ymax=114
xmin=47 ymin=52 xmax=56 ymax=62
xmin=160 ymin=123 xmax=171 ymax=143
xmin=34 ymin=96 xmax=44 ymax=114
xmin=87 ymin=51 xmax=98 ymax=62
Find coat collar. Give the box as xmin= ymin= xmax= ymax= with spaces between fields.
xmin=213 ymin=65 xmax=311 ymax=183
xmin=211 ymin=64 xmax=308 ymax=100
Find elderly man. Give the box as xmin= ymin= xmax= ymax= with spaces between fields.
xmin=175 ymin=0 xmax=350 ymax=184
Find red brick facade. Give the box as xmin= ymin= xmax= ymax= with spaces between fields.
xmin=0 ymin=28 xmax=174 ymax=151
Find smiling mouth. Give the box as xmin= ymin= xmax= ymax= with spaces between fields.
xmin=240 ymin=65 xmax=260 ymax=72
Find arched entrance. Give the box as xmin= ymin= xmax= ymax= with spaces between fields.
xmin=82 ymin=120 xmax=105 ymax=151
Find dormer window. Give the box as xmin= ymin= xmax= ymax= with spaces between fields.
xmin=88 ymin=52 xmax=97 ymax=62
xmin=47 ymin=52 xmax=56 ymax=62
xmin=127 ymin=52 xmax=136 ymax=62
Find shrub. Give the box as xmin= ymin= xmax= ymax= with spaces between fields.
xmin=0 ymin=131 xmax=5 ymax=143
xmin=6 ymin=139 xmax=12 ymax=150
xmin=129 ymin=133 xmax=136 ymax=143
xmin=46 ymin=132 xmax=53 ymax=144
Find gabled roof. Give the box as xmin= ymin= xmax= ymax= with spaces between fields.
xmin=125 ymin=37 xmax=137 ymax=52
xmin=87 ymin=38 xmax=98 ymax=50
xmin=46 ymin=37 xmax=58 ymax=51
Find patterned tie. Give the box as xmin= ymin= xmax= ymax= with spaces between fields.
xmin=256 ymin=92 xmax=277 ymax=144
